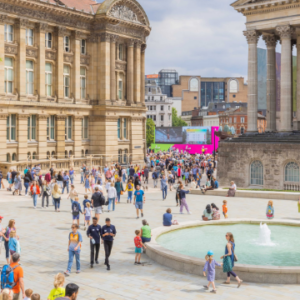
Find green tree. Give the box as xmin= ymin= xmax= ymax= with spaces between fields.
xmin=172 ymin=107 xmax=187 ymax=127
xmin=146 ymin=118 xmax=155 ymax=147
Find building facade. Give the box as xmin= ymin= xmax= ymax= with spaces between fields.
xmin=203 ymin=115 xmax=220 ymax=127
xmin=145 ymin=81 xmax=172 ymax=127
xmin=0 ymin=0 xmax=151 ymax=172
xmin=172 ymin=76 xmax=248 ymax=112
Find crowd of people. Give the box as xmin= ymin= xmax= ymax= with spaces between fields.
xmin=0 ymin=148 xmax=246 ymax=299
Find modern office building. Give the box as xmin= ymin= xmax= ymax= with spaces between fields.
xmin=145 ymin=81 xmax=172 ymax=127
xmin=158 ymin=69 xmax=179 ymax=97
xmin=0 ymin=0 xmax=151 ymax=172
xmin=172 ymin=76 xmax=248 ymax=112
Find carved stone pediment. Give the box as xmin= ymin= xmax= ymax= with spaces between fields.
xmin=80 ymin=55 xmax=90 ymax=66
xmin=5 ymin=42 xmax=18 ymax=55
xmin=26 ymin=46 xmax=38 ymax=58
xmin=108 ymin=5 xmax=142 ymax=25
xmin=46 ymin=49 xmax=57 ymax=61
xmin=64 ymin=52 xmax=74 ymax=63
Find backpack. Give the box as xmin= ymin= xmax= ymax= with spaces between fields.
xmin=72 ymin=202 xmax=79 ymax=216
xmin=128 ymin=183 xmax=132 ymax=189
xmin=1 ymin=264 xmax=19 ymax=289
xmin=100 ymin=193 xmax=106 ymax=206
xmin=152 ymin=172 xmax=158 ymax=179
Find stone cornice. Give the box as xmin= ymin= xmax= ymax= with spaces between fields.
xmin=18 ymin=114 xmax=30 ymax=120
xmin=0 ymin=114 xmax=8 ymax=119
xmin=56 ymin=115 xmax=67 ymax=121
xmin=0 ymin=14 xmax=7 ymax=24
xmin=37 ymin=115 xmax=48 ymax=120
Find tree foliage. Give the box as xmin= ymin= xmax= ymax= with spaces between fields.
xmin=146 ymin=118 xmax=155 ymax=147
xmin=172 ymin=107 xmax=187 ymax=127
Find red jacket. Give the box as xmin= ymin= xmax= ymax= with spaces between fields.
xmin=30 ymin=185 xmax=40 ymax=195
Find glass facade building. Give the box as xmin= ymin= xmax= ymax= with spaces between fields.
xmin=158 ymin=69 xmax=179 ymax=97
xmin=201 ymin=82 xmax=225 ymax=107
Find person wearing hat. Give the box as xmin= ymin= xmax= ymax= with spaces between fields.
xmin=203 ymin=250 xmax=222 ymax=294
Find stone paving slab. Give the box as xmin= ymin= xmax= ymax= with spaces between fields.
xmin=0 ymin=177 xmax=300 ymax=299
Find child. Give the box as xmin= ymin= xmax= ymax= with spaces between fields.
xmin=203 ymin=250 xmax=222 ymax=294
xmin=84 ymin=175 xmax=90 ymax=193
xmin=24 ymin=289 xmax=33 ymax=300
xmin=72 ymin=197 xmax=83 ymax=227
xmin=47 ymin=273 xmax=65 ymax=300
xmin=266 ymin=200 xmax=274 ymax=219
xmin=125 ymin=179 xmax=134 ymax=203
xmin=8 ymin=230 xmax=20 ymax=257
xmin=31 ymin=294 xmax=40 ymax=300
xmin=82 ymin=194 xmax=92 ymax=210
xmin=134 ymin=230 xmax=146 ymax=265
xmin=190 ymin=179 xmax=196 ymax=189
xmin=222 ymin=200 xmax=228 ymax=219
xmin=84 ymin=202 xmax=92 ymax=230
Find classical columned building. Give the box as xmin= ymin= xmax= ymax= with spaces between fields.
xmin=218 ymin=1 xmax=300 ymax=190
xmin=0 ymin=0 xmax=150 ymax=172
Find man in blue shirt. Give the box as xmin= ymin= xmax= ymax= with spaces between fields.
xmin=62 ymin=172 xmax=70 ymax=194
xmin=101 ymin=218 xmax=116 ymax=271
xmin=87 ymin=217 xmax=101 ymax=268
xmin=161 ymin=175 xmax=167 ymax=200
xmin=134 ymin=185 xmax=145 ymax=219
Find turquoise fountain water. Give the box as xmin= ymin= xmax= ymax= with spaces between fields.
xmin=156 ymin=223 xmax=300 ymax=266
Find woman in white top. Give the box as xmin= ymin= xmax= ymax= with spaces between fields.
xmin=227 ymin=181 xmax=237 ymax=197
xmin=107 ymin=182 xmax=117 ymax=212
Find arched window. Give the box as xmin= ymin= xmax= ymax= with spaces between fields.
xmin=123 ymin=149 xmax=128 ymax=164
xmin=6 ymin=153 xmax=10 ymax=162
xmin=285 ymin=162 xmax=299 ymax=182
xmin=189 ymin=78 xmax=199 ymax=92
xmin=229 ymin=80 xmax=238 ymax=93
xmin=51 ymin=151 xmax=55 ymax=158
xmin=81 ymin=150 xmax=84 ymax=157
xmin=85 ymin=149 xmax=88 ymax=155
xmin=250 ymin=160 xmax=263 ymax=185
xmin=47 ymin=151 xmax=50 ymax=159
xmin=118 ymin=149 xmax=122 ymax=164
xmin=12 ymin=153 xmax=16 ymax=161
xmin=69 ymin=150 xmax=73 ymax=157
xmin=32 ymin=152 xmax=36 ymax=160
xmin=65 ymin=150 xmax=68 ymax=158
xmin=27 ymin=152 xmax=31 ymax=159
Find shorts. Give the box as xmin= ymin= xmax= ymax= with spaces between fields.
xmin=135 ymin=202 xmax=143 ymax=210
xmin=135 ymin=247 xmax=142 ymax=253
xmin=85 ymin=216 xmax=91 ymax=221
xmin=73 ymin=214 xmax=80 ymax=220
xmin=95 ymin=207 xmax=102 ymax=214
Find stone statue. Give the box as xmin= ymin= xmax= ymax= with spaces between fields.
xmin=109 ymin=5 xmax=140 ymax=24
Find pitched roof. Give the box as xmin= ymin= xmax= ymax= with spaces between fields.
xmin=50 ymin=0 xmax=101 ymax=14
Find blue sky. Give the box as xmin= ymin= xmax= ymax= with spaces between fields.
xmin=99 ymin=0 xmax=275 ymax=79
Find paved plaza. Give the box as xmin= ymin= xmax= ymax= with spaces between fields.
xmin=1 ymin=178 xmax=300 ymax=300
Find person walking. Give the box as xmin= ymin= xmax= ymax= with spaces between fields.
xmin=178 ymin=183 xmax=191 ymax=214
xmin=30 ymin=181 xmax=40 ymax=209
xmin=143 ymin=167 xmax=149 ymax=185
xmin=133 ymin=185 xmax=145 ymax=219
xmin=41 ymin=180 xmax=51 ymax=208
xmin=67 ymin=185 xmax=78 ymax=211
xmin=107 ymin=183 xmax=117 ymax=212
xmin=9 ymin=253 xmax=25 ymax=300
xmin=91 ymin=187 xmax=105 ymax=222
xmin=161 ymin=175 xmax=167 ymax=200
xmin=221 ymin=232 xmax=243 ymax=287
xmin=64 ymin=224 xmax=82 ymax=276
xmin=62 ymin=172 xmax=70 ymax=194
xmin=152 ymin=170 xmax=158 ymax=188
xmin=125 ymin=179 xmax=134 ymax=204
xmin=101 ymin=218 xmax=116 ymax=271
xmin=57 ymin=171 xmax=64 ymax=189
xmin=13 ymin=172 xmax=22 ymax=196
xmin=69 ymin=168 xmax=75 ymax=185
xmin=86 ymin=217 xmax=101 ymax=268
xmin=52 ymin=183 xmax=62 ymax=212
xmin=114 ymin=178 xmax=124 ymax=203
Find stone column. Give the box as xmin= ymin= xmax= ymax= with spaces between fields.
xmin=72 ymin=31 xmax=81 ymax=103
xmin=16 ymin=19 xmax=28 ymax=99
xmin=296 ymin=32 xmax=300 ymax=129
xmin=140 ymin=45 xmax=146 ymax=104
xmin=55 ymin=115 xmax=66 ymax=159
xmin=100 ymin=33 xmax=111 ymax=101
xmin=127 ymin=39 xmax=134 ymax=105
xmin=56 ymin=27 xmax=66 ymax=101
xmin=87 ymin=34 xmax=98 ymax=101
xmin=277 ymin=25 xmax=294 ymax=132
xmin=0 ymin=114 xmax=8 ymax=162
xmin=17 ymin=114 xmax=29 ymax=161
xmin=74 ymin=116 xmax=83 ymax=158
xmin=37 ymin=115 xmax=47 ymax=160
xmin=243 ymin=30 xmax=260 ymax=132
xmin=110 ymin=35 xmax=118 ymax=101
xmin=262 ymin=34 xmax=277 ymax=132
xmin=36 ymin=23 xmax=47 ymax=102
xmin=0 ymin=16 xmax=7 ymax=96
xmin=134 ymin=40 xmax=142 ymax=103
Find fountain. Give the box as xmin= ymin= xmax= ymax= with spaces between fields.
xmin=258 ymin=223 xmax=274 ymax=246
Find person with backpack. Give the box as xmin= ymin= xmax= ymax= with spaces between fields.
xmin=91 ymin=187 xmax=105 ymax=223
xmin=152 ymin=171 xmax=158 ymax=188
xmin=125 ymin=179 xmax=134 ymax=203
xmin=1 ymin=253 xmax=25 ymax=300
xmin=72 ymin=197 xmax=83 ymax=228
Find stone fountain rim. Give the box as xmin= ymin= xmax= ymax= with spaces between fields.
xmin=147 ymin=218 xmax=300 ymax=273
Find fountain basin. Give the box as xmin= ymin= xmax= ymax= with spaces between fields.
xmin=145 ymin=219 xmax=300 ymax=284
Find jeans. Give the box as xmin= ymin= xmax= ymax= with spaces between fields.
xmin=24 ymin=182 xmax=29 ymax=195
xmin=227 ymin=270 xmax=237 ymax=278
xmin=108 ymin=198 xmax=115 ymax=211
xmin=80 ymin=176 xmax=84 ymax=184
xmin=32 ymin=194 xmax=38 ymax=207
xmin=94 ymin=177 xmax=98 ymax=184
xmin=144 ymin=176 xmax=148 ymax=184
xmin=70 ymin=177 xmax=74 ymax=184
xmin=62 ymin=183 xmax=69 ymax=194
xmin=122 ymin=174 xmax=126 ymax=183
xmin=141 ymin=237 xmax=151 ymax=243
xmin=67 ymin=250 xmax=80 ymax=272
xmin=52 ymin=195 xmax=55 ymax=206
xmin=127 ymin=191 xmax=133 ymax=202
xmin=180 ymin=198 xmax=190 ymax=213
xmin=90 ymin=243 xmax=100 ymax=264
xmin=153 ymin=179 xmax=158 ymax=187
xmin=197 ymin=179 xmax=200 ymax=187
xmin=42 ymin=193 xmax=49 ymax=207
xmin=54 ymin=197 xmax=61 ymax=210
xmin=57 ymin=181 xmax=63 ymax=188
xmin=117 ymin=192 xmax=121 ymax=203
xmin=162 ymin=186 xmax=167 ymax=199
xmin=70 ymin=198 xmax=74 ymax=208
xmin=104 ymin=240 xmax=113 ymax=266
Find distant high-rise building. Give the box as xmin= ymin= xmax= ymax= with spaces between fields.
xmin=158 ymin=69 xmax=179 ymax=97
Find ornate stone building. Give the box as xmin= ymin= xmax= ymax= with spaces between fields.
xmin=0 ymin=0 xmax=150 ymax=172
